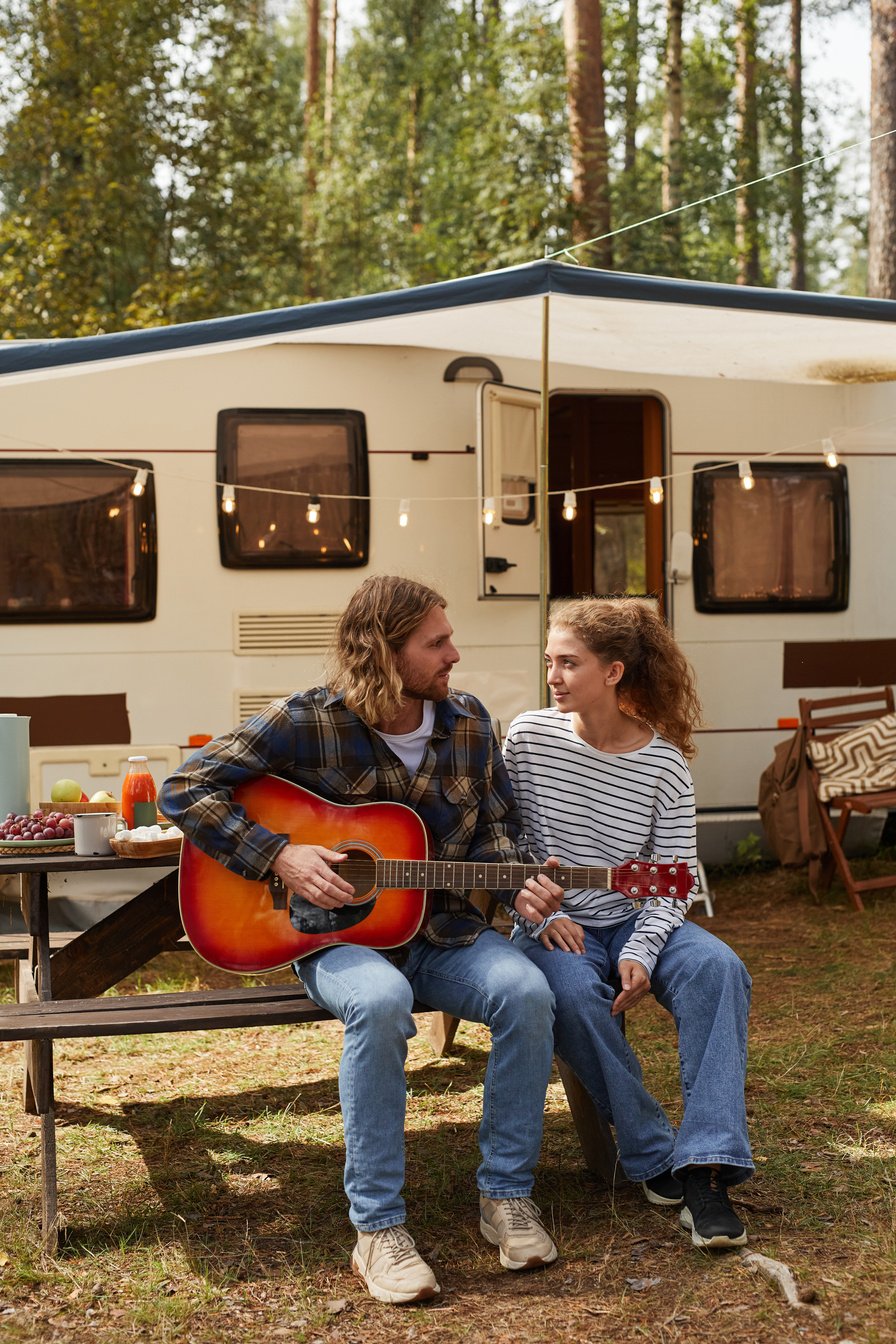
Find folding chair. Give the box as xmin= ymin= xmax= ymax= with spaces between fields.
xmin=799 ymin=688 xmax=896 ymax=912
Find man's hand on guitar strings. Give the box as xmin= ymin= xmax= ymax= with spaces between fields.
xmin=512 ymin=857 xmax=564 ymax=924
xmin=271 ymin=843 xmax=354 ymax=908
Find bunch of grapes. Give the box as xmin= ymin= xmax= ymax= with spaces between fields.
xmin=0 ymin=810 xmax=75 ymax=842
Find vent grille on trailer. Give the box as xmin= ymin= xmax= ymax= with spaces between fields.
xmin=234 ymin=691 xmax=294 ymax=722
xmin=234 ymin=611 xmax=340 ymax=655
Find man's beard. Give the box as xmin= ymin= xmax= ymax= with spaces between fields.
xmin=396 ymin=657 xmax=452 ymax=703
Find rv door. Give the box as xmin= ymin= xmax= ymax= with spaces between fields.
xmin=477 ymin=382 xmax=540 ymax=598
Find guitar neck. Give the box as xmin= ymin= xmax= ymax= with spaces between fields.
xmin=371 ymin=859 xmax=613 ymax=892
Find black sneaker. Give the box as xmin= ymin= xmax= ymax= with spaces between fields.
xmin=640 ymin=1169 xmax=684 ymax=1206
xmin=680 ymin=1166 xmax=747 ymax=1248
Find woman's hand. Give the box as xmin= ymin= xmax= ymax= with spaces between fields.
xmin=537 ymin=915 xmax=585 ymax=953
xmin=271 ymin=844 xmax=353 ymax=907
xmin=612 ymin=958 xmax=651 ymax=1016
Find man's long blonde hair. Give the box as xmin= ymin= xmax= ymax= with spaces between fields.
xmin=326 ymin=575 xmax=447 ymax=726
xmin=549 ymin=596 xmax=702 ymax=757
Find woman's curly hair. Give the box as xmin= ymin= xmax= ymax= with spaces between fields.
xmin=548 ymin=596 xmax=703 ymax=757
xmin=326 ymin=575 xmax=447 ymax=727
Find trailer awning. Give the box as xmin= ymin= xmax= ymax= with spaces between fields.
xmin=2 ymin=260 xmax=896 ymax=386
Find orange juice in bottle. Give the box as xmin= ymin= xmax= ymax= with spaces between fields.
xmin=121 ymin=756 xmax=157 ymax=828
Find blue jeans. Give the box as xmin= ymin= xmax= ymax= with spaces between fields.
xmin=296 ymin=929 xmax=556 ymax=1231
xmin=517 ymin=916 xmax=753 ymax=1185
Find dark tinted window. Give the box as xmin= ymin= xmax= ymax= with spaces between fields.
xmin=217 ymin=409 xmax=369 ymax=568
xmin=693 ymin=462 xmax=849 ymax=612
xmin=0 ymin=459 xmax=156 ymax=622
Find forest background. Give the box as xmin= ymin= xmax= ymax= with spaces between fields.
xmin=0 ymin=0 xmax=894 ymax=341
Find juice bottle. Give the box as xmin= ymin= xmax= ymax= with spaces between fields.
xmin=121 ymin=756 xmax=157 ymax=828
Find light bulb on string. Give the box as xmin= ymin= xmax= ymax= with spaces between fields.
xmin=738 ymin=461 xmax=755 ymax=491
xmin=822 ymin=438 xmax=839 ymax=468
xmin=562 ymin=490 xmax=577 ymax=521
xmin=306 ymin=495 xmax=321 ymax=524
xmin=398 ymin=499 xmax=410 ymax=528
xmin=648 ymin=476 xmax=664 ymax=505
xmin=482 ymin=497 xmax=497 ymax=526
xmin=221 ymin=484 xmax=237 ymax=515
xmin=130 ymin=468 xmax=148 ymax=497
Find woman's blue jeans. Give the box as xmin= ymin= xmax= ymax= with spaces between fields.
xmin=296 ymin=928 xmax=556 ymax=1231
xmin=517 ymin=916 xmax=754 ymax=1185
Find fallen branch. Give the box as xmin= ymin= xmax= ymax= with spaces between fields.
xmin=738 ymin=1249 xmax=823 ymax=1317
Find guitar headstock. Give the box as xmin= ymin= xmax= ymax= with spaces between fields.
xmin=614 ymin=859 xmax=697 ymax=901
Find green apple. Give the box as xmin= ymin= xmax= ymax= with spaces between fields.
xmin=89 ymin=790 xmax=117 ymax=805
xmin=50 ymin=778 xmax=84 ymax=803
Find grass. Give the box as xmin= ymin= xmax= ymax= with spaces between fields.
xmin=0 ymin=862 xmax=894 ymax=1342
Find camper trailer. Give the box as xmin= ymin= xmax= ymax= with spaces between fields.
xmin=1 ymin=262 xmax=895 ymax=862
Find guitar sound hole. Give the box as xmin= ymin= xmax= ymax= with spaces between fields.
xmin=337 ymin=848 xmax=378 ymax=903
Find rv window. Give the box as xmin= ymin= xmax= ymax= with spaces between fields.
xmin=217 ymin=409 xmax=369 ymax=569
xmin=693 ymin=462 xmax=848 ymax=612
xmin=0 ymin=459 xmax=156 ymax=623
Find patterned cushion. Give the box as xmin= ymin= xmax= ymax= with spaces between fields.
xmin=807 ymin=711 xmax=896 ymax=801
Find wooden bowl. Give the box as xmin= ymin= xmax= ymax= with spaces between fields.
xmin=40 ymin=801 xmax=118 ymax=816
xmin=109 ymin=835 xmax=182 ymax=860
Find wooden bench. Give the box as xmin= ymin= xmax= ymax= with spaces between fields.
xmin=0 ymin=981 xmax=618 ymax=1252
xmin=0 ymin=860 xmax=618 ymax=1252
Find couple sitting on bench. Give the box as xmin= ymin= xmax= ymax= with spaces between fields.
xmin=160 ymin=575 xmax=753 ymax=1305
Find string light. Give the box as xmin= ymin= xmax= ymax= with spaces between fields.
xmin=306 ymin=495 xmax=321 ymax=524
xmin=482 ymin=496 xmax=497 ymax=526
xmin=648 ymin=476 xmax=664 ymax=505
xmin=738 ymin=460 xmax=755 ymax=490
xmin=130 ymin=468 xmax=148 ymax=497
xmin=398 ymin=498 xmax=410 ymax=527
xmin=221 ymin=484 xmax=236 ymax=514
xmin=562 ymin=490 xmax=577 ymax=521
xmin=822 ymin=437 xmax=839 ymax=467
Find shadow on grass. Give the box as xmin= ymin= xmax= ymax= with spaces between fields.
xmin=52 ymin=1042 xmax=604 ymax=1278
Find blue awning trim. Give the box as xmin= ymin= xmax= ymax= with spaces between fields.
xmin=1 ymin=260 xmax=895 ymax=379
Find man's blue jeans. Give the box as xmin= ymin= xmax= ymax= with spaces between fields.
xmin=516 ymin=916 xmax=754 ymax=1185
xmin=296 ymin=928 xmax=556 ymax=1231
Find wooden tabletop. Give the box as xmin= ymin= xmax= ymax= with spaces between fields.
xmin=0 ymin=851 xmax=179 ymax=874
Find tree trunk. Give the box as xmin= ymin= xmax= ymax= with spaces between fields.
xmin=788 ymin=0 xmax=805 ymax=290
xmin=869 ymin=0 xmax=896 ymax=297
xmin=623 ymin=0 xmax=639 ymax=180
xmin=661 ymin=0 xmax=684 ymax=261
xmin=305 ymin=0 xmax=321 ymax=129
xmin=734 ymin=0 xmax=761 ymax=286
xmin=563 ymin=0 xmax=612 ymax=264
xmin=406 ymin=0 xmax=424 ymax=232
xmin=303 ymin=0 xmax=322 ymax=298
xmin=323 ymin=0 xmax=338 ymax=160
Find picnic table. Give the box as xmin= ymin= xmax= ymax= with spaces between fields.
xmin=0 ymin=851 xmax=617 ymax=1252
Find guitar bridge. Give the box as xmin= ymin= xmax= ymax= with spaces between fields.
xmin=268 ymin=873 xmax=289 ymax=911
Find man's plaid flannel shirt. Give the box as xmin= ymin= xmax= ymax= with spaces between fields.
xmin=158 ymin=686 xmax=526 ymax=947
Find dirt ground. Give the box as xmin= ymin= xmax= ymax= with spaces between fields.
xmin=0 ymin=863 xmax=894 ymax=1344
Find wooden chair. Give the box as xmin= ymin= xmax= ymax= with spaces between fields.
xmin=799 ymin=688 xmax=896 ymax=912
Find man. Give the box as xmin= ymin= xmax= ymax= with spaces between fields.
xmin=159 ymin=575 xmax=563 ymax=1305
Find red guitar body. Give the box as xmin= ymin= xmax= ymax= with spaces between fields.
xmin=178 ymin=776 xmax=431 ymax=973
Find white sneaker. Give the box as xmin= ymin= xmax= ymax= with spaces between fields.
xmin=351 ymin=1225 xmax=440 ymax=1304
xmin=479 ymin=1196 xmax=558 ymax=1270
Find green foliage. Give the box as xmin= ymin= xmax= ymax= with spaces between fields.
xmin=0 ymin=0 xmax=873 ymax=334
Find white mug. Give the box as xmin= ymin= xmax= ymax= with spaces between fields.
xmin=73 ymin=811 xmax=118 ymax=857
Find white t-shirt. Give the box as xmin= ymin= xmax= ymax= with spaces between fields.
xmin=373 ymin=700 xmax=436 ymax=776
xmin=504 ymin=707 xmax=697 ymax=975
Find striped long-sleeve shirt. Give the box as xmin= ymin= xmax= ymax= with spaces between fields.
xmin=503 ymin=708 xmax=697 ymax=976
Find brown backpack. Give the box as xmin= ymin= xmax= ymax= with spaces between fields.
xmin=757 ymin=727 xmax=828 ymax=868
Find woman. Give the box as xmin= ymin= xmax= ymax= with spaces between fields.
xmin=505 ymin=597 xmax=753 ymax=1250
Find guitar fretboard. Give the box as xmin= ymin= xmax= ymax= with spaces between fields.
xmin=351 ymin=860 xmax=615 ymax=891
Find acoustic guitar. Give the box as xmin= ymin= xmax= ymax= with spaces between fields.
xmin=178 ymin=775 xmax=697 ymax=973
